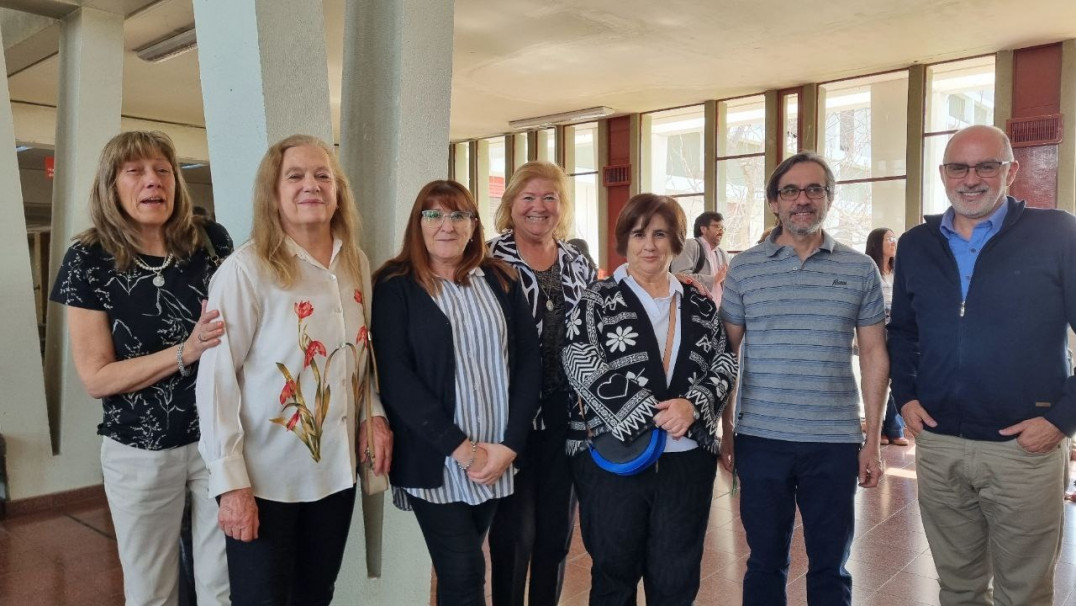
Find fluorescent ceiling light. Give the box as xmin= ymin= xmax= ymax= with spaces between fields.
xmin=509 ymin=106 xmax=614 ymax=130
xmin=135 ymin=27 xmax=197 ymax=63
xmin=15 ymin=145 xmax=31 ymax=152
xmin=181 ymin=163 xmax=206 ymax=170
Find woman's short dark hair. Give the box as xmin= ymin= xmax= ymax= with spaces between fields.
xmin=613 ymin=193 xmax=686 ymax=257
xmin=692 ymin=211 xmax=724 ymax=238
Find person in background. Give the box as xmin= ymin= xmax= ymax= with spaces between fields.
xmin=567 ymin=237 xmax=599 ymax=275
xmin=50 ymin=130 xmax=232 ymax=605
xmin=373 ymin=180 xmax=540 ymax=606
xmin=864 ymin=227 xmax=909 ymax=447
xmin=671 ymin=210 xmax=730 ymax=305
xmin=563 ymin=193 xmax=737 ymax=605
xmin=889 ymin=124 xmax=1076 ymax=605
xmin=196 ymin=134 xmax=391 ymax=606
xmin=486 ymin=161 xmax=597 ymax=606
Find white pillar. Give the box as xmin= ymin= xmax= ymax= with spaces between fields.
xmin=336 ymin=1 xmax=455 ymax=602
xmin=339 ymin=0 xmax=455 ymax=267
xmin=0 ymin=9 xmax=50 ymax=502
xmin=192 ymin=0 xmax=334 ymax=243
xmin=38 ymin=7 xmax=124 ymax=496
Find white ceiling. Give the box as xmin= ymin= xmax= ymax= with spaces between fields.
xmin=5 ymin=0 xmax=1076 ymax=148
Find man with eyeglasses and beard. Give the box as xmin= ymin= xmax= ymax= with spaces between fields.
xmin=888 ymin=124 xmax=1076 ymax=605
xmin=720 ymin=152 xmax=889 ymax=605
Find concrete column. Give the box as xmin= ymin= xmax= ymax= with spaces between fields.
xmin=906 ymin=64 xmax=927 ymax=228
xmin=193 ymin=0 xmax=334 ymax=243
xmin=0 ymin=11 xmax=52 ymax=501
xmin=37 ymin=7 xmax=123 ymax=496
xmin=597 ymin=118 xmax=609 ymax=264
xmin=994 ymin=49 xmax=1014 ymax=130
xmin=703 ymin=100 xmax=717 ymax=212
xmin=336 ymin=1 xmax=454 ymax=602
xmin=338 ymin=0 xmax=455 ymax=267
xmin=1058 ymin=40 xmax=1076 ymax=214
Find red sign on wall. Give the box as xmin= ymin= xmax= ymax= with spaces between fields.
xmin=45 ymin=156 xmax=54 ymax=179
xmin=489 ymin=176 xmax=505 ymax=198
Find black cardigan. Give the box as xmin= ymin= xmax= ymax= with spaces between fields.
xmin=371 ymin=265 xmax=541 ymax=489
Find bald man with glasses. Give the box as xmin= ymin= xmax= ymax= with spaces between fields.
xmin=888 ymin=124 xmax=1076 ymax=605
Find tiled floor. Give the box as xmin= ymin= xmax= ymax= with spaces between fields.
xmin=3 ymin=437 xmax=1076 ymax=605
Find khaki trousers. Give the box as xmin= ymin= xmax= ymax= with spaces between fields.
xmin=915 ymin=430 xmax=1066 ymax=606
xmin=101 ymin=438 xmax=230 ymax=606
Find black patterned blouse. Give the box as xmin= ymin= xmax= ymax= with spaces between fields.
xmin=49 ymin=221 xmax=233 ymax=450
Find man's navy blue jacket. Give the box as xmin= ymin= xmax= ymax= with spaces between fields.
xmin=888 ymin=197 xmax=1076 ymax=441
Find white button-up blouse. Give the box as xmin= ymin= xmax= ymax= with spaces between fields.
xmin=196 ymin=237 xmax=383 ymax=502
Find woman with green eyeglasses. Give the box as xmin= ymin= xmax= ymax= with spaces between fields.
xmin=371 ymin=179 xmax=540 ymax=605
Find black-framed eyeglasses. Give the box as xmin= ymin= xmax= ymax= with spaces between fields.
xmin=942 ymin=161 xmax=1010 ymax=179
xmin=778 ymin=185 xmax=829 ymax=201
xmin=420 ymin=210 xmax=475 ymax=226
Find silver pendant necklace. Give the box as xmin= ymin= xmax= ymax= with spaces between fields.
xmin=518 ymin=244 xmax=559 ymax=309
xmin=134 ymin=254 xmax=174 ymax=287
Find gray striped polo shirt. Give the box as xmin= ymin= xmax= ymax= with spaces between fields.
xmin=721 ymin=230 xmax=884 ymax=443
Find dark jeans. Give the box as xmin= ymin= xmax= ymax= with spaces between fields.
xmin=489 ymin=421 xmax=576 ymax=606
xmin=736 ymin=434 xmax=859 ymax=606
xmin=881 ymin=392 xmax=906 ymax=439
xmin=224 ymin=486 xmax=356 ymax=606
xmin=572 ymin=448 xmax=718 ymax=606
xmin=409 ymin=495 xmax=500 ymax=606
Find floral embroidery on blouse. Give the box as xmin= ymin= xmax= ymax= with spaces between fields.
xmin=270 ymin=299 xmax=362 ymax=462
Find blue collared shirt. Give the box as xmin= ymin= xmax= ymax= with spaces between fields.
xmin=939 ymin=200 xmax=1008 ymax=300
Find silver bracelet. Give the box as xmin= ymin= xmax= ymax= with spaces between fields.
xmin=176 ymin=343 xmax=191 ymax=377
xmin=456 ymin=440 xmax=477 ymax=471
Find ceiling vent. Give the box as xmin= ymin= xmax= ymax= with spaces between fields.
xmin=602 ymin=164 xmax=631 ymax=187
xmin=1006 ymin=114 xmax=1063 ymax=148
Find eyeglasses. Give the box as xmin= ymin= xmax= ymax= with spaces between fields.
xmin=941 ymin=161 xmax=1010 ymax=179
xmin=777 ymin=185 xmax=829 ymax=201
xmin=885 ymin=236 xmax=897 ymax=243
xmin=420 ymin=210 xmax=475 ymax=226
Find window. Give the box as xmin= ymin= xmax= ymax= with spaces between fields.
xmin=818 ymin=71 xmax=909 ymax=250
xmin=537 ymin=128 xmax=556 ymax=163
xmin=566 ymin=122 xmax=599 ymax=259
xmin=782 ymin=92 xmax=799 ymax=159
xmin=923 ymin=56 xmax=996 ymax=215
xmin=452 ymin=142 xmax=470 ymax=190
xmin=642 ymin=105 xmax=706 ymax=235
xmin=716 ymin=95 xmax=767 ymax=251
xmin=484 ymin=137 xmax=506 ymax=219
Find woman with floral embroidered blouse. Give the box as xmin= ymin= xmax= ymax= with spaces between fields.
xmin=195 ymin=135 xmax=391 ymax=606
xmin=50 ymin=130 xmax=232 ymax=605
xmin=372 ymin=180 xmax=540 ymax=606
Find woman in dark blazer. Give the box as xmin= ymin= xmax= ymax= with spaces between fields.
xmin=562 ymin=193 xmax=738 ymax=605
xmin=371 ymin=179 xmax=540 ymax=606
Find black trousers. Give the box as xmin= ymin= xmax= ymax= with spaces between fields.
xmin=409 ymin=494 xmax=500 ymax=606
xmin=572 ymin=448 xmax=718 ymax=606
xmin=488 ymin=423 xmax=577 ymax=606
xmin=224 ymin=486 xmax=356 ymax=606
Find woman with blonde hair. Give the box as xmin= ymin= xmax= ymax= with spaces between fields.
xmin=486 ymin=161 xmax=596 ymax=606
xmin=372 ymin=180 xmax=540 ymax=605
xmin=50 ymin=130 xmax=232 ymax=605
xmin=196 ymin=134 xmax=391 ymax=605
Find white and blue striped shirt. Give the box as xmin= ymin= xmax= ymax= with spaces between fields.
xmin=395 ymin=268 xmax=514 ymax=507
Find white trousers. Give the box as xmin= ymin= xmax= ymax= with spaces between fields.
xmin=101 ymin=438 xmax=230 ymax=606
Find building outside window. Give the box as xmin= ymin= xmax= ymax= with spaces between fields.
xmin=716 ymin=95 xmax=767 ymax=251
xmin=923 ymin=56 xmax=996 ymax=215
xmin=818 ymin=71 xmax=909 ymax=251
xmin=642 ymin=105 xmax=705 ymax=236
xmin=566 ymin=122 xmax=599 ymax=257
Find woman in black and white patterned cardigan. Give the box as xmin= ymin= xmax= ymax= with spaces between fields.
xmin=562 ymin=193 xmax=737 ymax=605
